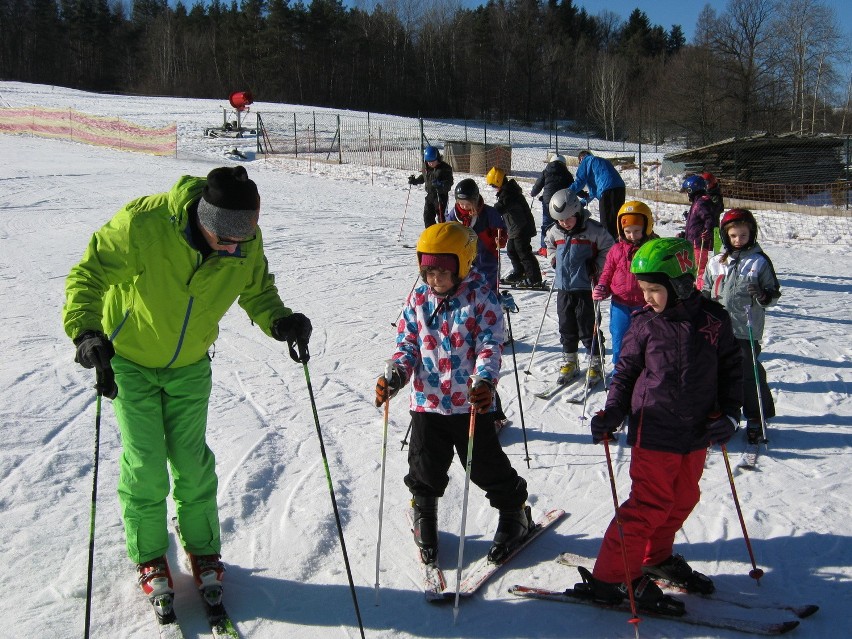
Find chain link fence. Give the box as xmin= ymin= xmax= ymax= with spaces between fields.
xmin=253 ymin=110 xmax=851 ymax=217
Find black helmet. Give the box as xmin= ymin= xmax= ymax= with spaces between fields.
xmin=454 ymin=178 xmax=479 ymax=202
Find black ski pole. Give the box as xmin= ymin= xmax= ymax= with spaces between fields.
xmin=400 ymin=422 xmax=412 ymax=451
xmin=500 ymin=291 xmax=531 ymax=468
xmin=83 ymin=372 xmax=103 ymax=639
xmin=289 ymin=339 xmax=366 ymax=639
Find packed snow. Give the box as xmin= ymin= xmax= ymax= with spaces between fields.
xmin=0 ymin=81 xmax=850 ymax=638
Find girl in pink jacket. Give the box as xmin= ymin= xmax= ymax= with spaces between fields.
xmin=592 ymin=201 xmax=658 ymax=365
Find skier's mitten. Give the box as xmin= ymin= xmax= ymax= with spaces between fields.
xmin=73 ymin=331 xmax=115 ymax=370
xmin=699 ymin=230 xmax=712 ymax=244
xmin=590 ymin=409 xmax=622 ymax=444
xmin=592 ymin=284 xmax=610 ymax=301
xmin=468 ymin=379 xmax=494 ymax=414
xmin=706 ymin=412 xmax=737 ymax=445
xmin=408 ymin=175 xmax=417 ymax=185
xmin=272 ymin=313 xmax=313 ymax=345
xmin=375 ymin=366 xmax=405 ymax=407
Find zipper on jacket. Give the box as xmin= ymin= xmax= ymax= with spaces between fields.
xmin=164 ymin=297 xmax=194 ymax=368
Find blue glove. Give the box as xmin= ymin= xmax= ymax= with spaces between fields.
xmin=590 ymin=409 xmax=623 ymax=444
xmin=499 ymin=290 xmax=518 ymax=312
xmin=706 ymin=412 xmax=737 ymax=445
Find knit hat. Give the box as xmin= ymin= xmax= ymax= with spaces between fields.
xmin=619 ymin=214 xmax=645 ymax=229
xmin=197 ymin=166 xmax=260 ymax=239
xmin=419 ymin=253 xmax=459 ymax=274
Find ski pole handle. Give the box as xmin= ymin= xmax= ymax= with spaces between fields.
xmin=288 ymin=339 xmax=311 ymax=364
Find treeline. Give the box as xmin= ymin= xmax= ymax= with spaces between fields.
xmin=1 ymin=0 xmax=849 ymax=143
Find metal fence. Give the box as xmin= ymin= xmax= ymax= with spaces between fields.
xmin=254 ymin=110 xmax=851 ymax=214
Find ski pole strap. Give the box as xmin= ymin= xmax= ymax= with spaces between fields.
xmin=288 ymin=339 xmax=311 ymax=364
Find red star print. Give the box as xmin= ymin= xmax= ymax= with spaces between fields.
xmin=698 ymin=312 xmax=722 ymax=346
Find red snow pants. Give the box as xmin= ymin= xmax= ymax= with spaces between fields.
xmin=592 ymin=446 xmax=707 ymax=583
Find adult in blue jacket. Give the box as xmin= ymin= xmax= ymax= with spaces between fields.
xmin=569 ymin=150 xmax=625 ymax=239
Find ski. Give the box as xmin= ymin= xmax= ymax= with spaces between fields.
xmin=439 ymin=508 xmax=566 ymax=601
xmin=555 ymin=552 xmax=818 ymax=618
xmin=534 ymin=375 xmax=585 ymax=400
xmin=563 ymin=375 xmax=604 ymax=403
xmin=406 ymin=509 xmax=448 ymax=602
xmin=739 ymin=443 xmax=760 ymax=469
xmin=508 ymin=584 xmax=800 ymax=635
xmin=150 ymin=600 xmax=184 ymax=639
xmin=202 ymin=600 xmax=240 ymax=639
xmin=171 ymin=519 xmax=240 ymax=637
xmin=500 ymin=281 xmax=550 ymax=292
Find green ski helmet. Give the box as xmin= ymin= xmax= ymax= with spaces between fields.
xmin=631 ymin=237 xmax=697 ymax=279
xmin=631 ymin=237 xmax=698 ymax=302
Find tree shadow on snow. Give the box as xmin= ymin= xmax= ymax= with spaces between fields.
xmin=779 ymin=274 xmax=852 ymax=294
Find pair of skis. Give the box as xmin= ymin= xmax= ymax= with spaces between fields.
xmin=147 ymin=520 xmax=240 ymax=638
xmin=508 ymin=551 xmax=818 ymax=636
xmin=411 ymin=508 xmax=565 ymax=602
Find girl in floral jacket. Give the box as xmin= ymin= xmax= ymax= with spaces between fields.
xmin=374 ymin=222 xmax=531 ymax=566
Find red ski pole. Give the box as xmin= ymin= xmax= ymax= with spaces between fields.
xmin=721 ymin=444 xmax=764 ymax=584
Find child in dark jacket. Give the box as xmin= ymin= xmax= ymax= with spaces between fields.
xmin=487 ymin=166 xmax=541 ymax=287
xmin=592 ymin=201 xmax=658 ymax=366
xmin=580 ymin=237 xmax=743 ymax=616
xmin=447 ymin=178 xmax=507 ymax=291
xmin=374 ymin=222 xmax=531 ymax=565
xmin=680 ymin=175 xmax=717 ymax=285
xmin=545 ymin=189 xmax=613 ymax=385
xmin=408 ymin=145 xmax=454 ymax=228
xmin=703 ymin=209 xmax=780 ymax=444
xmin=530 ymin=153 xmax=574 ymax=252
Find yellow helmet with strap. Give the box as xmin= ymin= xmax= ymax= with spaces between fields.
xmin=416 ymin=222 xmax=478 ymax=279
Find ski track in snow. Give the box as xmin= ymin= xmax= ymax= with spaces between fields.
xmin=1 ymin=81 xmax=851 ymax=638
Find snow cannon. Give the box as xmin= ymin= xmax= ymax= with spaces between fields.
xmin=205 ymin=91 xmax=257 ymax=138
xmin=229 ymin=91 xmax=253 ymax=112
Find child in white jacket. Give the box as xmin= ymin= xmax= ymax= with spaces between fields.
xmin=703 ymin=209 xmax=781 ymax=444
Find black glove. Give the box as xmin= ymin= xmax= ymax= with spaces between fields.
xmin=408 ymin=175 xmax=417 ymax=185
xmin=74 ymin=331 xmax=115 ymax=370
xmin=747 ymin=284 xmax=772 ymax=305
xmin=73 ymin=332 xmax=118 ymax=399
xmin=272 ymin=313 xmax=312 ymax=344
xmin=590 ymin=409 xmax=623 ymax=444
xmin=375 ymin=364 xmax=405 ymax=406
xmin=676 ymin=231 xmax=685 ymax=239
xmin=578 ymin=190 xmax=590 ymax=200
xmin=468 ymin=378 xmax=494 ymax=414
xmin=706 ymin=412 xmax=737 ymax=445
xmin=96 ymin=368 xmax=119 ymax=400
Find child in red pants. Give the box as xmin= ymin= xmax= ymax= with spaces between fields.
xmin=581 ymin=237 xmax=742 ymax=616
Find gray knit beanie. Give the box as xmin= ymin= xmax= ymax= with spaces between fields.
xmin=197 ymin=166 xmax=260 ymax=239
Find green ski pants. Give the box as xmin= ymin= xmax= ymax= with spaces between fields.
xmin=112 ymin=355 xmax=220 ymax=564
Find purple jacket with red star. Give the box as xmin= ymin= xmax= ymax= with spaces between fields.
xmin=391 ymin=270 xmax=504 ymax=415
xmin=604 ymin=291 xmax=743 ymax=454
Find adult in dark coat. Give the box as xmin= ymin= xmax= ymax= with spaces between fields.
xmin=530 ymin=153 xmax=573 ymax=251
xmin=409 ymin=145 xmax=454 ymax=227
xmin=487 ymin=167 xmax=540 ymax=286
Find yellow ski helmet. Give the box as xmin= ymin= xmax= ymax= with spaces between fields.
xmin=486 ymin=166 xmax=506 ymax=188
xmin=416 ymin=222 xmax=478 ymax=279
xmin=616 ymin=201 xmax=654 ymax=238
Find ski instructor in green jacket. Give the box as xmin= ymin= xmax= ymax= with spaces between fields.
xmin=63 ymin=166 xmax=312 ymax=616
